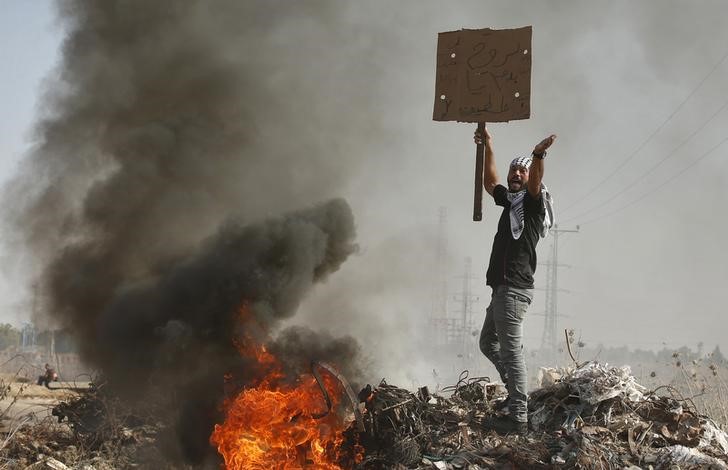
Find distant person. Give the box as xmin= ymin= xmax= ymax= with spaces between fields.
xmin=474 ymin=126 xmax=556 ymax=434
xmin=37 ymin=363 xmax=58 ymax=388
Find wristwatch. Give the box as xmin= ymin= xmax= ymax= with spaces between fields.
xmin=532 ymin=150 xmax=547 ymax=159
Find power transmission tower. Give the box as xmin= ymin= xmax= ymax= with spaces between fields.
xmin=539 ymin=224 xmax=579 ymax=365
xmin=452 ymin=257 xmax=480 ymax=364
xmin=21 ymin=323 xmax=36 ymax=350
xmin=429 ymin=207 xmax=450 ymax=345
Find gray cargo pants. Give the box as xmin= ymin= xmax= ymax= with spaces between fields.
xmin=479 ymin=285 xmax=532 ymax=423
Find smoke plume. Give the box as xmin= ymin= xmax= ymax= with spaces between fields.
xmin=3 ymin=0 xmax=374 ymax=463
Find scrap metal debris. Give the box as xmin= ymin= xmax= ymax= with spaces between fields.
xmin=352 ymin=362 xmax=728 ymax=469
xmin=1 ymin=362 xmax=727 ymax=469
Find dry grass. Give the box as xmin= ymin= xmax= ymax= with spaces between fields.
xmin=667 ymin=352 xmax=728 ymax=428
xmin=0 ymin=370 xmax=168 ymax=469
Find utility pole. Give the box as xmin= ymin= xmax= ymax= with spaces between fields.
xmin=539 ymin=224 xmax=579 ymax=365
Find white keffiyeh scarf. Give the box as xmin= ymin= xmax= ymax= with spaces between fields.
xmin=505 ymin=184 xmax=554 ymax=239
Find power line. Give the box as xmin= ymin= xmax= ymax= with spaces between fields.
xmin=560 ymin=100 xmax=728 ymax=224
xmin=575 ymin=134 xmax=728 ymax=226
xmin=559 ymin=48 xmax=728 ymax=215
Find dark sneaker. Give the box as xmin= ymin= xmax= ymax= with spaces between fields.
xmin=483 ymin=415 xmax=528 ymax=435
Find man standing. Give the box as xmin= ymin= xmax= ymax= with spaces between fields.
xmin=475 ymin=126 xmax=556 ymax=434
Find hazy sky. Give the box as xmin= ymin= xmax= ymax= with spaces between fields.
xmin=0 ymin=1 xmax=60 ymax=322
xmin=1 ymin=1 xmax=727 ymax=385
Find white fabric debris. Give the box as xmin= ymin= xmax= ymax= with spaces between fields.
xmin=42 ymin=457 xmax=71 ymax=470
xmin=656 ymin=445 xmax=728 ymax=469
xmin=700 ymin=419 xmax=728 ymax=455
xmin=568 ymin=362 xmax=647 ymax=405
xmin=536 ymin=366 xmax=573 ymax=388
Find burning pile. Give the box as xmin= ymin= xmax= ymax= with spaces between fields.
xmin=6 ymin=358 xmax=728 ymax=468
xmin=210 ymin=314 xmax=362 ymax=469
xmin=211 ymin=375 xmax=346 ymax=469
xmin=7 ymin=191 xmax=362 ymax=466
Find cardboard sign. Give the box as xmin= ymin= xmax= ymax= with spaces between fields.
xmin=433 ymin=27 xmax=532 ymax=123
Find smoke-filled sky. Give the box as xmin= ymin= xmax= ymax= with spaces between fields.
xmin=1 ymin=0 xmax=727 ymax=389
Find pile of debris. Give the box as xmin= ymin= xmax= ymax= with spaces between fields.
xmin=354 ymin=362 xmax=728 ymax=469
xmin=0 ymin=384 xmax=166 ymax=469
xmin=2 ymin=362 xmax=727 ymax=469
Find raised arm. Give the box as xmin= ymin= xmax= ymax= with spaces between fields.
xmin=474 ymin=126 xmax=499 ymax=196
xmin=528 ymin=134 xmax=557 ymax=198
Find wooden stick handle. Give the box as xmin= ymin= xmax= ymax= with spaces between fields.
xmin=473 ymin=122 xmax=485 ymax=221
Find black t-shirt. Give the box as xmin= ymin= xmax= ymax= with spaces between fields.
xmin=486 ymin=184 xmax=546 ymax=289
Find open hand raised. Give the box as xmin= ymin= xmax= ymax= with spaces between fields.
xmin=533 ymin=134 xmax=557 ymax=155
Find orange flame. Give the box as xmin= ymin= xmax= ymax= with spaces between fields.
xmin=210 ymin=310 xmax=354 ymax=469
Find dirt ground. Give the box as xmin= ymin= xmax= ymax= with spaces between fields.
xmin=0 ymin=375 xmax=92 ymax=433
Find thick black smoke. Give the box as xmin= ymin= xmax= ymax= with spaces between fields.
xmin=50 ymin=197 xmax=358 ymax=388
xmin=3 ymin=0 xmax=375 ymax=464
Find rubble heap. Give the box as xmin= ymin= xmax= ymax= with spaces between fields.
xmin=354 ymin=362 xmax=728 ymax=469
xmin=0 ymin=384 xmax=166 ymax=470
xmin=2 ymin=362 xmax=727 ymax=469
